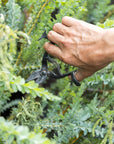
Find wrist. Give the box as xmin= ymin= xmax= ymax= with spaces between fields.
xmin=103 ymin=28 xmax=114 ymax=63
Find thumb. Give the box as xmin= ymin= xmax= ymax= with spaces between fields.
xmin=74 ymin=68 xmax=94 ymax=81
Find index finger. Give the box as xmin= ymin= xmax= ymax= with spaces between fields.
xmin=62 ymin=16 xmax=77 ymax=27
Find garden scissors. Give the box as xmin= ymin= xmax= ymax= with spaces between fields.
xmin=26 ymin=31 xmax=81 ymax=86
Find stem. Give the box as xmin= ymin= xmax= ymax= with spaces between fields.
xmin=69 ymin=132 xmax=83 ymax=144
xmin=27 ymin=0 xmax=49 ymax=36
xmin=17 ymin=63 xmax=26 ymax=76
xmin=16 ymin=0 xmax=49 ymax=66
xmin=16 ymin=49 xmax=22 ymax=66
xmin=100 ymin=9 xmax=114 ymax=23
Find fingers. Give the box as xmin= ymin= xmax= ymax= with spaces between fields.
xmin=44 ymin=42 xmax=62 ymax=60
xmin=62 ymin=16 xmax=77 ymax=27
xmin=74 ymin=68 xmax=94 ymax=81
xmin=53 ymin=23 xmax=69 ymax=35
xmin=48 ymin=30 xmax=64 ymax=46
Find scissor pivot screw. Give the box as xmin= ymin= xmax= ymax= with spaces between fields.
xmin=42 ymin=71 xmax=47 ymax=75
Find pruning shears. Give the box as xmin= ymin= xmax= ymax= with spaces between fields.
xmin=26 ymin=31 xmax=81 ymax=86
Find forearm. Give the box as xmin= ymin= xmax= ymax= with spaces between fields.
xmin=103 ymin=28 xmax=114 ymax=63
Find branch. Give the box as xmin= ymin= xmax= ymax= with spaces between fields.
xmin=16 ymin=0 xmax=49 ymax=66
xmin=100 ymin=9 xmax=114 ymax=23
xmin=27 ymin=0 xmax=49 ymax=36
xmin=69 ymin=132 xmax=83 ymax=144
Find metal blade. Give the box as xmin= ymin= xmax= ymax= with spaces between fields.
xmin=26 ymin=69 xmax=42 ymax=82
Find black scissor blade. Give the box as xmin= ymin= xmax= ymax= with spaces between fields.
xmin=38 ymin=30 xmax=48 ymax=41
xmin=26 ymin=69 xmax=42 ymax=82
xmin=36 ymin=75 xmax=47 ymax=84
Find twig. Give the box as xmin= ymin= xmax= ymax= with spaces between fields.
xmin=100 ymin=9 xmax=114 ymax=23
xmin=27 ymin=0 xmax=49 ymax=36
xmin=69 ymin=132 xmax=83 ymax=144
xmin=62 ymin=106 xmax=71 ymax=115
xmin=16 ymin=0 xmax=49 ymax=66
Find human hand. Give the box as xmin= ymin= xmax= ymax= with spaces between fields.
xmin=44 ymin=16 xmax=110 ymax=81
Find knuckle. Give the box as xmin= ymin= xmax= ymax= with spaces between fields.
xmin=64 ymin=27 xmax=74 ymax=36
xmin=45 ymin=45 xmax=53 ymax=54
xmin=53 ymin=23 xmax=60 ymax=30
xmin=47 ymin=30 xmax=53 ymax=38
xmin=44 ymin=42 xmax=49 ymax=50
xmin=63 ymin=27 xmax=69 ymax=34
xmin=66 ymin=29 xmax=75 ymax=36
xmin=60 ymin=38 xmax=65 ymax=44
xmin=44 ymin=42 xmax=48 ymax=49
xmin=48 ymin=30 xmax=53 ymax=36
xmin=61 ymin=54 xmax=68 ymax=63
xmin=62 ymin=40 xmax=68 ymax=46
xmin=62 ymin=39 xmax=73 ymax=47
xmin=62 ymin=40 xmax=68 ymax=47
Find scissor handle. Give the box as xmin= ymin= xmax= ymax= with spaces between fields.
xmin=71 ymin=71 xmax=81 ymax=86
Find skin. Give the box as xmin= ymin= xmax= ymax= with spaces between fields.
xmin=44 ymin=16 xmax=114 ymax=81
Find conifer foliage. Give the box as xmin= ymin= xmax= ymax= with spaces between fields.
xmin=0 ymin=0 xmax=114 ymax=144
